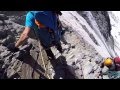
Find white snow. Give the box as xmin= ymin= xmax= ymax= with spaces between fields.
xmin=59 ymin=11 xmax=118 ymax=58
xmin=108 ymin=11 xmax=120 ymax=57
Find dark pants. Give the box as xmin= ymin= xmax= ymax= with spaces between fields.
xmin=42 ymin=42 xmax=62 ymax=60
xmin=45 ymin=49 xmax=55 ymax=60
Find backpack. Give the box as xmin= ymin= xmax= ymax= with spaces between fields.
xmin=31 ymin=11 xmax=62 ymax=48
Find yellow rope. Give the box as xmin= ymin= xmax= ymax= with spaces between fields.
xmin=37 ymin=39 xmax=51 ymax=79
xmin=33 ymin=28 xmax=51 ymax=79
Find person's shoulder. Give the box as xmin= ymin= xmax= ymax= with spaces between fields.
xmin=26 ymin=11 xmax=34 ymax=18
xmin=26 ymin=11 xmax=44 ymax=17
xmin=25 ymin=11 xmax=36 ymax=28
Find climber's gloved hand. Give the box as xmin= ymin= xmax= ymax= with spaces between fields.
xmin=6 ymin=43 xmax=19 ymax=52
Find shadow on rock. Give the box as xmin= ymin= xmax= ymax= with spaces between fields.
xmin=8 ymin=54 xmax=48 ymax=79
xmin=12 ymin=44 xmax=47 ymax=79
xmin=22 ymin=55 xmax=48 ymax=79
xmin=50 ymin=55 xmax=76 ymax=79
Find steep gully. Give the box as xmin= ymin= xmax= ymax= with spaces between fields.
xmin=0 ymin=11 xmax=120 ymax=79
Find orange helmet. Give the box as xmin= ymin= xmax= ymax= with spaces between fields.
xmin=103 ymin=58 xmax=113 ymax=67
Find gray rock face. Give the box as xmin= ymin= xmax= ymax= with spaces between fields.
xmin=0 ymin=11 xmax=119 ymax=79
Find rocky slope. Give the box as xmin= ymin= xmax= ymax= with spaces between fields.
xmin=0 ymin=11 xmax=120 ymax=79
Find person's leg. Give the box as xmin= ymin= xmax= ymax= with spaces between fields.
xmin=56 ymin=42 xmax=63 ymax=54
xmin=45 ymin=48 xmax=56 ymax=60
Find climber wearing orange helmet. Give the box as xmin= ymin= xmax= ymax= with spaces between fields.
xmin=102 ymin=57 xmax=120 ymax=71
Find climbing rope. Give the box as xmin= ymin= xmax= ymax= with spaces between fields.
xmin=37 ymin=40 xmax=51 ymax=79
xmin=33 ymin=29 xmax=51 ymax=79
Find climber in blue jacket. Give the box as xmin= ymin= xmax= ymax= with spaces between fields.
xmin=7 ymin=11 xmax=63 ymax=59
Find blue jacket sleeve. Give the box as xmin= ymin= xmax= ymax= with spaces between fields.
xmin=25 ymin=12 xmax=35 ymax=28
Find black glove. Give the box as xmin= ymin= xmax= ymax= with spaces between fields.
xmin=16 ymin=50 xmax=29 ymax=61
xmin=7 ymin=43 xmax=19 ymax=52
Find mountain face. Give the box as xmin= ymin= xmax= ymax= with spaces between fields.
xmin=0 ymin=11 xmax=120 ymax=79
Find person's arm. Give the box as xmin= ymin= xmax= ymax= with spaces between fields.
xmin=15 ymin=12 xmax=35 ymax=48
xmin=6 ymin=12 xmax=35 ymax=52
xmin=15 ymin=27 xmax=31 ymax=48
